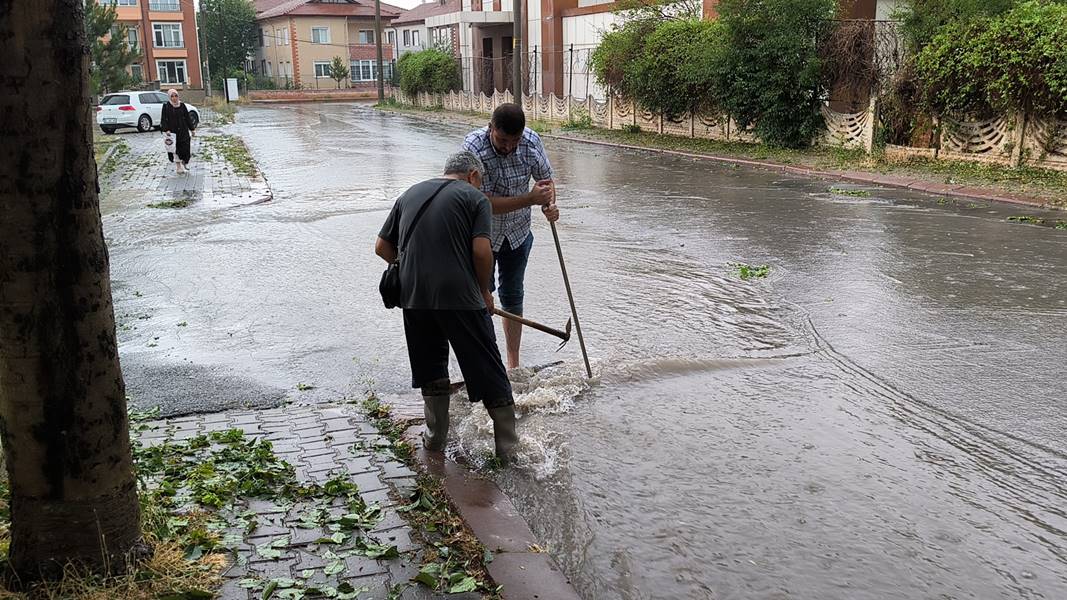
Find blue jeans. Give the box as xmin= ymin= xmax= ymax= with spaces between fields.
xmin=491 ymin=233 xmax=533 ymax=315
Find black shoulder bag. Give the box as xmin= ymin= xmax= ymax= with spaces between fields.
xmin=379 ymin=179 xmax=454 ymax=309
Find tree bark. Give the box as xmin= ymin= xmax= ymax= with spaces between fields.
xmin=0 ymin=0 xmax=144 ymax=580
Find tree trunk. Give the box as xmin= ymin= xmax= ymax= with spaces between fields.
xmin=0 ymin=0 xmax=145 ymax=580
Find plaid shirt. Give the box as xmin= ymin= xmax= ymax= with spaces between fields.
xmin=462 ymin=127 xmax=554 ymax=252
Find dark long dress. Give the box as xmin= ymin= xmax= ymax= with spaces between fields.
xmin=161 ymin=101 xmax=195 ymax=164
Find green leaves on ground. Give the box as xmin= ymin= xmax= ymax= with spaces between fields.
xmin=828 ymin=187 xmax=872 ymax=197
xmin=1007 ymin=215 xmax=1045 ymax=224
xmin=729 ymin=263 xmax=771 ymax=280
xmin=147 ymin=199 xmax=192 ymax=209
xmin=200 ymin=135 xmax=258 ymax=178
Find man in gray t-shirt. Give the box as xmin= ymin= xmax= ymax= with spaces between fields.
xmin=375 ymin=151 xmax=519 ymax=462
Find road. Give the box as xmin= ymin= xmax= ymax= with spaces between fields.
xmin=104 ymin=103 xmax=1067 ymax=599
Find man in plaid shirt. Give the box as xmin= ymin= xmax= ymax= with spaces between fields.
xmin=463 ymin=103 xmax=559 ymax=369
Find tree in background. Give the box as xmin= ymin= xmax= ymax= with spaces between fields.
xmin=1 ymin=0 xmax=145 ymax=580
xmin=201 ymin=0 xmax=257 ymax=88
xmin=85 ymin=0 xmax=141 ymax=95
xmin=329 ymin=56 xmax=350 ymax=89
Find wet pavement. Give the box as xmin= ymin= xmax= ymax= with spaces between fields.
xmin=104 ymin=103 xmax=1067 ymax=599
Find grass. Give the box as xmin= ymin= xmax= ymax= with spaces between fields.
xmin=199 ymin=135 xmax=257 ymax=178
xmin=96 ymin=138 xmax=130 ymax=180
xmin=1007 ymin=215 xmax=1045 ymax=224
xmin=205 ymin=97 xmax=237 ymax=126
xmin=358 ymin=394 xmax=499 ymax=598
xmin=829 ymin=187 xmax=871 ymax=197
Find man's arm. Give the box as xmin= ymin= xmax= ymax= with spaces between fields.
xmin=487 ymin=185 xmax=552 ymax=215
xmin=375 ymin=237 xmax=397 ymax=263
xmin=472 ymin=236 xmax=494 ymax=311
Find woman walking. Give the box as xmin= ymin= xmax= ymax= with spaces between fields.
xmin=161 ymin=88 xmax=196 ymax=174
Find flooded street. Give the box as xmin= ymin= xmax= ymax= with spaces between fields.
xmin=104 ymin=103 xmax=1067 ymax=599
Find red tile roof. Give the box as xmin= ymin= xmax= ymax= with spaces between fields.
xmin=256 ymin=0 xmax=402 ymax=20
xmin=391 ymin=0 xmax=460 ymax=25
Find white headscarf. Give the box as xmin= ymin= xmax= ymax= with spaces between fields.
xmin=167 ymin=89 xmax=180 ymax=107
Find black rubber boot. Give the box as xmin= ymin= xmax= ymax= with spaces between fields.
xmin=487 ymin=405 xmax=519 ymax=463
xmin=422 ymin=394 xmax=450 ymax=452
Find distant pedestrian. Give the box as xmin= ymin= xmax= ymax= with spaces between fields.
xmin=375 ymin=151 xmax=520 ymax=461
xmin=462 ymin=103 xmax=558 ymax=369
xmin=161 ymin=88 xmax=196 ymax=175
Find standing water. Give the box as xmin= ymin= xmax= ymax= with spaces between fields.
xmin=106 ymin=104 xmax=1067 ymax=599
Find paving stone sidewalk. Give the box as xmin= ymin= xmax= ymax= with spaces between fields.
xmin=100 ymin=118 xmax=272 ymax=207
xmin=139 ymin=404 xmax=474 ymax=600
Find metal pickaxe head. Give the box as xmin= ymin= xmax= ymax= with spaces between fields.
xmin=556 ymin=318 xmax=572 ymax=352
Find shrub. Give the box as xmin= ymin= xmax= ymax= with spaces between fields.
xmin=714 ymin=0 xmax=838 ymax=148
xmin=397 ymin=49 xmax=461 ymax=96
xmin=914 ymin=1 xmax=1067 ymax=118
xmin=894 ymin=0 xmax=1016 ymax=53
xmin=628 ymin=19 xmax=725 ymax=118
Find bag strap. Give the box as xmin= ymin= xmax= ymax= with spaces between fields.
xmin=399 ymin=179 xmax=454 ymax=254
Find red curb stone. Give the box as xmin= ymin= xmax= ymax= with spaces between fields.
xmin=487 ymin=553 xmax=583 ymax=600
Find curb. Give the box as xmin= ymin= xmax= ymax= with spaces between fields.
xmin=542 ymin=134 xmax=1063 ymax=210
xmin=402 ymin=426 xmax=583 ymax=600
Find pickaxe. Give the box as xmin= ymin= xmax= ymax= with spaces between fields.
xmin=492 ymin=308 xmax=572 ymax=351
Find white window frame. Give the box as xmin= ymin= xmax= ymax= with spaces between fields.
xmin=152 ymin=22 xmax=183 ymax=48
xmin=313 ymin=61 xmax=332 ymax=78
xmin=387 ymin=30 xmax=395 ymax=46
xmin=403 ymin=29 xmax=410 ymax=46
xmin=277 ymin=28 xmax=289 ymax=45
xmin=262 ymin=28 xmax=270 ymax=47
xmin=412 ymin=30 xmax=420 ymax=47
xmin=102 ymin=0 xmax=138 ymax=6
xmin=311 ymin=27 xmax=330 ymax=44
xmin=127 ymin=27 xmax=139 ymax=50
xmin=130 ymin=63 xmax=144 ymax=81
xmin=155 ymin=59 xmax=187 ymax=84
xmin=358 ymin=29 xmax=374 ymax=45
xmin=148 ymin=0 xmax=179 ymax=11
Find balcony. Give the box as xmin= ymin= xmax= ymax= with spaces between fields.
xmin=149 ymin=0 xmax=180 ymax=12
xmin=349 ymin=43 xmax=395 ymax=61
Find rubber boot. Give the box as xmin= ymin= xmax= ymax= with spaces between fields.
xmin=487 ymin=405 xmax=519 ymax=463
xmin=422 ymin=394 xmax=450 ymax=452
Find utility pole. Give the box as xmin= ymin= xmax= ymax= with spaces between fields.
xmin=374 ymin=0 xmax=385 ymax=103
xmin=512 ymin=0 xmax=522 ymax=107
xmin=199 ymin=3 xmax=212 ymax=96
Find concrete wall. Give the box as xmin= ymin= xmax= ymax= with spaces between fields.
xmin=561 ymin=10 xmax=616 ymax=100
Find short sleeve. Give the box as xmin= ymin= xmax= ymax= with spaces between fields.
xmin=527 ymin=131 xmax=554 ymax=181
xmin=378 ymin=199 xmax=401 ymax=245
xmin=470 ymin=191 xmax=492 ymax=240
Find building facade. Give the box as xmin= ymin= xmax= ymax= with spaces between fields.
xmin=103 ymin=0 xmax=204 ymax=89
xmin=253 ymin=0 xmax=401 ymax=89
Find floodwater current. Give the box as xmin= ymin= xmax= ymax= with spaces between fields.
xmin=104 ymin=103 xmax=1067 ymax=599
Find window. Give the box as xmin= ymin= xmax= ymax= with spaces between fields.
xmin=311 ymin=27 xmax=330 ymax=44
xmin=258 ymin=28 xmax=264 ymax=47
xmin=277 ymin=28 xmax=288 ymax=45
xmin=314 ymin=61 xmax=331 ymax=78
xmin=403 ymin=29 xmax=410 ymax=46
xmin=152 ymin=23 xmax=183 ymax=48
xmin=263 ymin=27 xmax=270 ymax=47
xmin=138 ymin=92 xmax=159 ymax=104
xmin=387 ymin=31 xmax=395 ymax=46
xmin=101 ymin=94 xmax=131 ymax=105
xmin=130 ymin=63 xmax=143 ymax=81
xmin=101 ymin=0 xmax=137 ymax=6
xmin=412 ymin=30 xmax=420 ymax=47
xmin=358 ymin=30 xmax=374 ymax=44
xmin=127 ymin=27 xmax=139 ymax=50
xmin=149 ymin=0 xmax=179 ymax=11
xmin=153 ymin=92 xmax=170 ymax=103
xmin=260 ymin=59 xmax=267 ymax=75
xmin=350 ymin=60 xmax=390 ymax=82
xmin=156 ymin=59 xmax=187 ymax=84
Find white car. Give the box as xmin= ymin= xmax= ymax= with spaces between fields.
xmin=96 ymin=90 xmax=200 ymax=134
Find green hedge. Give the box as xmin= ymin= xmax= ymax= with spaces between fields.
xmin=398 ymin=49 xmax=461 ymax=96
xmin=914 ymin=1 xmax=1067 ymax=118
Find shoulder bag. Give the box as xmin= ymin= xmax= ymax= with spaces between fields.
xmin=379 ymin=179 xmax=454 ymax=309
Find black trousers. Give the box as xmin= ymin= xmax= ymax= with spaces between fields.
xmin=403 ymin=309 xmax=513 ymax=409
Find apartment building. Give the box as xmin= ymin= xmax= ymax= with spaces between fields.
xmin=253 ymin=0 xmax=402 ymax=89
xmin=102 ymin=0 xmax=203 ymax=88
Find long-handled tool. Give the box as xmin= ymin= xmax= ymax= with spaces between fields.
xmin=492 ymin=308 xmax=571 ymax=351
xmin=549 ymin=221 xmax=593 ymax=379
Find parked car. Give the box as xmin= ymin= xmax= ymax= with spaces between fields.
xmin=96 ymin=91 xmax=200 ymax=134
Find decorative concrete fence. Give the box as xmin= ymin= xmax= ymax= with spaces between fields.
xmin=401 ymin=90 xmax=1067 ymax=172
xmin=400 ymin=89 xmax=875 ymax=152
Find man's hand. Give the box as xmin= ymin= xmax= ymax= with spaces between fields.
xmin=482 ymin=289 xmax=496 ymax=313
xmin=542 ymin=202 xmax=559 ymax=223
xmin=527 ymin=180 xmax=553 ymax=206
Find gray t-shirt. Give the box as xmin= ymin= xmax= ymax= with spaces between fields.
xmin=379 ymin=178 xmax=492 ymax=310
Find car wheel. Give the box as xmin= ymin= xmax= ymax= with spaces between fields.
xmin=137 ymin=114 xmax=152 ymax=132
xmin=100 ymin=126 xmax=116 ymax=134
xmin=188 ymin=111 xmax=200 ymax=129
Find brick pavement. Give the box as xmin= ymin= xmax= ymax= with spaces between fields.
xmin=101 ymin=121 xmax=272 ymax=208
xmin=139 ymin=403 xmax=475 ymax=600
